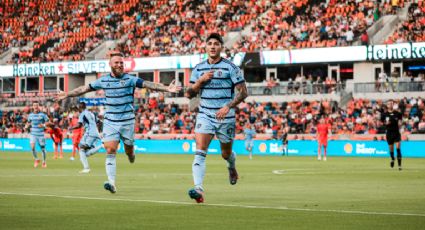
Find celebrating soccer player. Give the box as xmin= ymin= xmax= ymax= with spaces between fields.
xmin=185 ymin=33 xmax=248 ymax=203
xmin=381 ymin=100 xmax=403 ymax=170
xmin=69 ymin=102 xmax=102 ymax=173
xmin=56 ymin=52 xmax=181 ymax=193
xmin=27 ymin=102 xmax=50 ymax=168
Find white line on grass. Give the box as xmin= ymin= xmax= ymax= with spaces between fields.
xmin=1 ymin=191 xmax=424 ymax=217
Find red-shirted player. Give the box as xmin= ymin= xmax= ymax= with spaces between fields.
xmin=71 ymin=109 xmax=83 ymax=160
xmin=47 ymin=123 xmax=63 ymax=159
xmin=316 ymin=117 xmax=331 ymax=161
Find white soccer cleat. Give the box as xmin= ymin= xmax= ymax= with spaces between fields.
xmin=323 ymin=157 xmax=327 ymax=161
xmin=70 ymin=157 xmax=75 ymax=161
xmin=79 ymin=169 xmax=91 ymax=174
xmin=318 ymin=156 xmax=321 ymax=161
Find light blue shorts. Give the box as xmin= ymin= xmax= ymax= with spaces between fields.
xmin=80 ymin=133 xmax=101 ymax=149
xmin=195 ymin=114 xmax=235 ymax=143
xmin=30 ymin=135 xmax=46 ymax=147
xmin=102 ymin=120 xmax=135 ymax=146
xmin=245 ymin=140 xmax=254 ymax=149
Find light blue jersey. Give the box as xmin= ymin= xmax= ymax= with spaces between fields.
xmin=89 ymin=73 xmax=143 ymax=125
xmin=244 ymin=128 xmax=256 ymax=141
xmin=79 ymin=109 xmax=100 ymax=138
xmin=28 ymin=112 xmax=49 ymax=136
xmin=190 ymin=58 xmax=245 ymax=123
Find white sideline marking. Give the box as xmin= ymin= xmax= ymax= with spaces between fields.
xmin=1 ymin=191 xmax=424 ymax=217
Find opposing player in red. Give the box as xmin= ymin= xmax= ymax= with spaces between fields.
xmin=316 ymin=116 xmax=331 ymax=161
xmin=47 ymin=122 xmax=63 ymax=159
xmin=71 ymin=108 xmax=83 ymax=161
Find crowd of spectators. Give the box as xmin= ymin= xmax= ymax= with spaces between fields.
xmin=1 ymin=0 xmax=277 ymax=63
xmin=384 ymin=2 xmax=425 ymax=44
xmin=115 ymin=0 xmax=277 ymax=57
xmin=3 ymin=0 xmax=143 ymax=63
xmin=233 ymin=0 xmax=405 ymax=52
xmin=1 ymin=97 xmax=424 ymax=139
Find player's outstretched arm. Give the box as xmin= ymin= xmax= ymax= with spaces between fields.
xmin=56 ymin=85 xmax=92 ymax=102
xmin=216 ymin=82 xmax=248 ymax=120
xmin=143 ymin=80 xmax=182 ymax=93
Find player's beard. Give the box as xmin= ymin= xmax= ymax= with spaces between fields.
xmin=112 ymin=67 xmax=123 ymax=77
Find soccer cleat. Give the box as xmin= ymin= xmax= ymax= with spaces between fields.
xmin=323 ymin=157 xmax=327 ymax=161
xmin=398 ymin=167 xmax=402 ymax=171
xmin=228 ymin=167 xmax=239 ymax=185
xmin=34 ymin=159 xmax=40 ymax=168
xmin=42 ymin=162 xmax=47 ymax=168
xmin=188 ymin=188 xmax=204 ymax=203
xmin=79 ymin=169 xmax=91 ymax=174
xmin=104 ymin=181 xmax=117 ymax=194
xmin=127 ymin=153 xmax=135 ymax=163
xmin=70 ymin=157 xmax=75 ymax=161
xmin=390 ymin=160 xmax=395 ymax=168
xmin=53 ymin=155 xmax=58 ymax=160
xmin=318 ymin=156 xmax=321 ymax=161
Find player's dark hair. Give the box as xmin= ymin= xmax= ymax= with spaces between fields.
xmin=206 ymin=33 xmax=224 ymax=44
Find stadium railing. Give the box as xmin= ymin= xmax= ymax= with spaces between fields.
xmin=354 ymin=81 xmax=425 ymax=93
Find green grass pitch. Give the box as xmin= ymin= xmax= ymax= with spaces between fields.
xmin=1 ymin=151 xmax=425 ymax=230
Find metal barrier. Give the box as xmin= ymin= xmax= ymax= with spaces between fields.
xmin=354 ymin=81 xmax=425 ymax=93
xmin=247 ymin=83 xmax=345 ymax=96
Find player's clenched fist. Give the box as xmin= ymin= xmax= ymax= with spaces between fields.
xmin=199 ymin=71 xmax=214 ymax=83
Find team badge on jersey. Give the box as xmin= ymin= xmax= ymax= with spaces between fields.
xmin=120 ymin=80 xmax=126 ymax=86
xmin=217 ymin=71 xmax=222 ymax=77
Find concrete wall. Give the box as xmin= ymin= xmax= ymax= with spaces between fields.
xmin=353 ymin=62 xmax=375 ymax=83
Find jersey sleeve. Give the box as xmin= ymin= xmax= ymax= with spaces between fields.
xmin=189 ymin=67 xmax=200 ymax=84
xmin=129 ymin=74 xmax=144 ymax=88
xmin=230 ymin=66 xmax=245 ymax=85
xmin=43 ymin=114 xmax=49 ymax=123
xmin=89 ymin=77 xmax=103 ymax=90
xmin=27 ymin=114 xmax=32 ymax=122
xmin=78 ymin=112 xmax=84 ymax=124
xmin=397 ymin=111 xmax=402 ymax=120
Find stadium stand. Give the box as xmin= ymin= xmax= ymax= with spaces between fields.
xmin=233 ymin=0 xmax=408 ymax=51
xmin=2 ymin=97 xmax=424 ymax=139
xmin=1 ymin=0 xmax=278 ymax=62
xmin=384 ymin=1 xmax=425 ymax=44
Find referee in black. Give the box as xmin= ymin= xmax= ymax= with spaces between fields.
xmin=281 ymin=126 xmax=288 ymax=156
xmin=381 ymin=100 xmax=403 ymax=170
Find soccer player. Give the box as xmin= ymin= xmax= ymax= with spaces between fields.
xmin=316 ymin=117 xmax=331 ymax=161
xmin=243 ymin=123 xmax=256 ymax=159
xmin=69 ymin=102 xmax=102 ymax=173
xmin=185 ymin=33 xmax=248 ymax=203
xmin=281 ymin=126 xmax=288 ymax=156
xmin=57 ymin=52 xmax=181 ymax=193
xmin=381 ymin=100 xmax=403 ymax=170
xmin=71 ymin=108 xmax=83 ymax=160
xmin=27 ymin=102 xmax=50 ymax=168
xmin=47 ymin=121 xmax=63 ymax=159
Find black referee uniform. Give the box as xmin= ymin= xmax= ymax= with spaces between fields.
xmin=381 ymin=110 xmax=403 ymax=169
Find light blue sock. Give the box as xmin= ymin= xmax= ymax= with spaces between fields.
xmin=41 ymin=148 xmax=47 ymax=162
xmin=32 ymin=149 xmax=38 ymax=160
xmin=226 ymin=151 xmax=236 ymax=169
xmin=79 ymin=149 xmax=89 ymax=169
xmin=192 ymin=150 xmax=206 ymax=190
xmin=105 ymin=154 xmax=116 ymax=185
xmin=86 ymin=144 xmax=103 ymax=157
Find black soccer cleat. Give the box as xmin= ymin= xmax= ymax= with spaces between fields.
xmin=390 ymin=160 xmax=394 ymax=168
xmin=128 ymin=153 xmax=135 ymax=163
xmin=228 ymin=167 xmax=239 ymax=185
